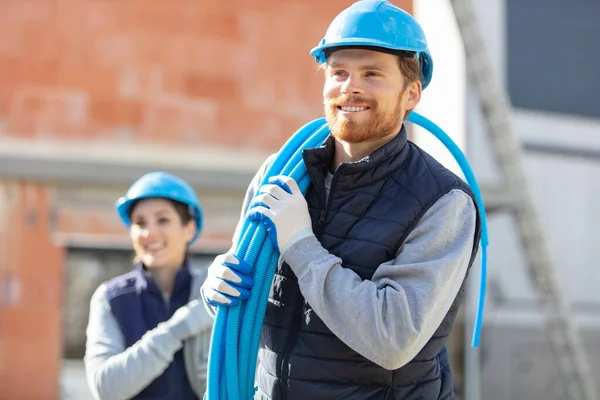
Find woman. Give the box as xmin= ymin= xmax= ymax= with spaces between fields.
xmin=84 ymin=171 xmax=212 ymax=400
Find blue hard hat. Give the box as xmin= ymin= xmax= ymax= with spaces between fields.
xmin=115 ymin=172 xmax=204 ymax=244
xmin=310 ymin=0 xmax=434 ymax=89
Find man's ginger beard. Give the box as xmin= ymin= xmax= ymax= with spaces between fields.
xmin=324 ymin=95 xmax=405 ymax=144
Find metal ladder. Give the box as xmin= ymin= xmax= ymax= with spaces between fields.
xmin=448 ymin=0 xmax=598 ymax=398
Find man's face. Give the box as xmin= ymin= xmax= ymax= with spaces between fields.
xmin=323 ymin=48 xmax=421 ymax=144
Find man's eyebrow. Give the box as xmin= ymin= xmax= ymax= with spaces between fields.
xmin=327 ymin=61 xmax=389 ymax=72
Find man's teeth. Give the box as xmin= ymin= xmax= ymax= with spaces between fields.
xmin=147 ymin=243 xmax=165 ymax=250
xmin=340 ymin=106 xmax=367 ymax=112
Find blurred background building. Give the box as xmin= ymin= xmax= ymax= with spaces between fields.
xmin=0 ymin=0 xmax=598 ymax=399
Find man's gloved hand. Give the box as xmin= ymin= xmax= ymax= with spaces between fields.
xmin=167 ymin=299 xmax=212 ymax=342
xmin=246 ymin=175 xmax=314 ymax=254
xmin=201 ymin=252 xmax=253 ymax=307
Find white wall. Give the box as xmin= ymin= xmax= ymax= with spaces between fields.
xmin=413 ymin=0 xmax=466 ymax=177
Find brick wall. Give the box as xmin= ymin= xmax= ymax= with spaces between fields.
xmin=0 ymin=0 xmax=362 ymax=151
xmin=0 ymin=182 xmax=64 ymax=400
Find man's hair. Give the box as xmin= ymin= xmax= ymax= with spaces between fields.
xmin=398 ymin=54 xmax=423 ymax=90
xmin=322 ymin=46 xmax=423 ymax=83
xmin=397 ymin=54 xmax=423 ymax=119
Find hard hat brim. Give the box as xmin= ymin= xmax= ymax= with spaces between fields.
xmin=311 ymin=39 xmax=433 ymax=89
xmin=114 ymin=194 xmax=203 ymax=245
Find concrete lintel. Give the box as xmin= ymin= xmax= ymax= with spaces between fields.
xmin=0 ymin=140 xmax=265 ymax=189
xmin=0 ymin=155 xmax=254 ymax=190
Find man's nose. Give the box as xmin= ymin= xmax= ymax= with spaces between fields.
xmin=340 ymin=74 xmax=364 ymax=95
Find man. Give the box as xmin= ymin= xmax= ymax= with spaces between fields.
xmin=202 ymin=1 xmax=481 ymax=399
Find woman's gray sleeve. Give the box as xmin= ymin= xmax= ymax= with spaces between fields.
xmin=83 ymin=285 xmax=184 ymax=400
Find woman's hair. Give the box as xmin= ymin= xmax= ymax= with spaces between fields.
xmin=165 ymin=199 xmax=194 ymax=225
xmin=129 ymin=198 xmax=193 ymax=225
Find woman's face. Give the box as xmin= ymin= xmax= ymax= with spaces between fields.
xmin=129 ymin=198 xmax=196 ymax=270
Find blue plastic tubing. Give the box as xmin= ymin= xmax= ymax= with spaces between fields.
xmin=205 ymin=112 xmax=489 ymax=400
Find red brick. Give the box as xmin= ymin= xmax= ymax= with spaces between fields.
xmin=0 ymin=182 xmax=63 ymax=399
xmin=21 ymin=24 xmax=67 ymax=61
xmin=121 ymin=1 xmax=177 ymax=34
xmin=5 ymin=90 xmax=40 ymax=137
xmin=181 ymin=0 xmax=235 ymax=14
xmin=11 ymin=58 xmax=60 ymax=86
xmin=4 ymin=114 xmax=36 ymax=138
xmin=187 ymin=13 xmax=240 ymax=41
xmin=0 ymin=0 xmax=57 ymax=25
xmin=89 ymin=97 xmax=143 ymax=127
xmin=0 ymin=91 xmax=12 ymax=117
xmin=132 ymin=32 xmax=174 ymax=67
xmin=139 ymin=94 xmax=218 ymax=145
xmin=163 ymin=37 xmax=242 ymax=77
xmin=215 ymin=100 xmax=287 ymax=150
xmin=117 ymin=65 xmax=163 ymax=99
xmin=56 ymin=61 xmax=118 ymax=97
xmin=239 ymin=0 xmax=281 ymax=13
xmin=3 ymin=308 xmax=61 ymax=399
xmin=183 ymin=74 xmax=240 ymax=100
xmin=88 ymin=34 xmax=136 ymax=70
xmin=83 ymin=1 xmax=124 ymax=32
xmin=123 ymin=1 xmax=195 ymax=36
xmin=0 ymin=24 xmax=23 ymax=58
xmin=5 ymin=89 xmax=87 ymax=138
xmin=55 ymin=0 xmax=86 ymax=35
xmin=55 ymin=206 xmax=122 ymax=235
xmin=0 ymin=57 xmax=19 ymax=91
xmin=120 ymin=1 xmax=240 ymax=40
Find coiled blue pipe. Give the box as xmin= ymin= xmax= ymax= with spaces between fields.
xmin=206 ymin=112 xmax=489 ymax=399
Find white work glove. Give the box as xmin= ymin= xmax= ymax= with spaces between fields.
xmin=246 ymin=175 xmax=314 ymax=255
xmin=166 ymin=299 xmax=212 ymax=341
xmin=201 ymin=252 xmax=253 ymax=307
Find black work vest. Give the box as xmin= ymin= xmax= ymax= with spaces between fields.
xmin=256 ymin=127 xmax=481 ymax=400
xmin=105 ymin=262 xmax=197 ymax=400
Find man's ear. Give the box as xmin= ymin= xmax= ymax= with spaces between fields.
xmin=404 ymin=80 xmax=422 ymax=110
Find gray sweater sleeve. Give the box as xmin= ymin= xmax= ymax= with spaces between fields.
xmin=83 ymin=285 xmax=198 ymax=400
xmin=282 ymin=189 xmax=478 ymax=370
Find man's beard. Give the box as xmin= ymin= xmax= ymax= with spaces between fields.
xmin=324 ymin=95 xmax=404 ymax=144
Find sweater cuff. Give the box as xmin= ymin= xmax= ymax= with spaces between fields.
xmin=165 ymin=309 xmax=191 ymax=342
xmin=282 ymin=234 xmax=335 ymax=278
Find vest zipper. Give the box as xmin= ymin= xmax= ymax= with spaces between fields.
xmin=279 ymin=290 xmax=304 ymax=400
xmin=279 ymin=167 xmax=338 ymax=398
xmin=317 ymin=167 xmax=339 ymax=227
xmin=318 ymin=209 xmax=326 ymax=225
